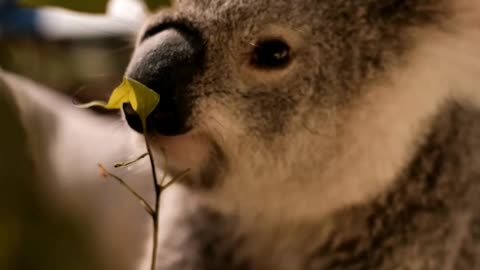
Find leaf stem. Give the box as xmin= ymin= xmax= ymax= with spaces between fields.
xmin=144 ymin=136 xmax=160 ymax=196
xmin=144 ymin=135 xmax=160 ymax=270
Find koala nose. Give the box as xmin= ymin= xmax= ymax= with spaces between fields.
xmin=123 ymin=26 xmax=205 ymax=135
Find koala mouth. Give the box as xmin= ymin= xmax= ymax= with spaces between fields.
xmin=123 ymin=102 xmax=225 ymax=188
xmin=123 ymin=103 xmax=192 ymax=136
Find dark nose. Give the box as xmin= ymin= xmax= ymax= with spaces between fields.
xmin=123 ymin=25 xmax=205 ymax=135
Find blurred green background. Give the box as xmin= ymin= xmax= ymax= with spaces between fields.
xmin=0 ymin=1 xmax=168 ymax=269
xmin=20 ymin=0 xmax=168 ymax=13
xmin=0 ymin=82 xmax=101 ymax=270
xmin=1 ymin=0 xmax=169 ymax=103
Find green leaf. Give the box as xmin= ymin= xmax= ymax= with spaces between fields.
xmin=77 ymin=77 xmax=160 ymax=127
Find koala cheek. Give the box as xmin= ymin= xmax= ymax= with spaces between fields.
xmin=149 ymin=133 xmax=212 ymax=177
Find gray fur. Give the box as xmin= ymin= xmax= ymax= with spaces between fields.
xmin=152 ymin=103 xmax=480 ymax=270
xmin=304 ymin=102 xmax=480 ymax=270
xmin=124 ymin=1 xmax=480 ymax=269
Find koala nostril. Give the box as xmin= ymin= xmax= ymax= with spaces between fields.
xmin=123 ymin=103 xmax=144 ymax=133
xmin=123 ymin=103 xmax=190 ymax=136
xmin=124 ymin=25 xmax=205 ymax=136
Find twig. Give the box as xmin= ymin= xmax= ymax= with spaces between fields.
xmin=99 ymin=136 xmax=190 ymax=270
xmin=144 ymin=135 xmax=161 ymax=270
xmin=97 ymin=164 xmax=154 ymax=216
xmin=114 ymin=152 xmax=149 ymax=168
xmin=144 ymin=139 xmax=190 ymax=270
xmin=162 ymin=168 xmax=191 ymax=190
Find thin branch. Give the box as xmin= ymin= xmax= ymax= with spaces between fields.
xmin=151 ymin=201 xmax=160 ymax=270
xmin=108 ymin=131 xmax=190 ymax=270
xmin=98 ymin=164 xmax=155 ymax=217
xmin=144 ymin=136 xmax=160 ymax=192
xmin=143 ymin=135 xmax=161 ymax=270
xmin=161 ymin=168 xmax=191 ymax=190
xmin=114 ymin=152 xmax=149 ymax=168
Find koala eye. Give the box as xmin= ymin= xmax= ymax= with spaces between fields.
xmin=250 ymin=39 xmax=291 ymax=70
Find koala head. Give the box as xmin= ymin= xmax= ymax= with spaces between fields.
xmin=123 ymin=0 xmax=480 ymax=222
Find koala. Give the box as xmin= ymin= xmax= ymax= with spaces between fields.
xmin=117 ymin=0 xmax=480 ymax=270
xmin=3 ymin=0 xmax=480 ymax=270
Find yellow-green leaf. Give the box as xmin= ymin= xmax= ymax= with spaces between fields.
xmin=77 ymin=77 xmax=160 ymax=128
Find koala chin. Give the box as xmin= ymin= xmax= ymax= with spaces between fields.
xmin=122 ymin=1 xmax=480 ymax=269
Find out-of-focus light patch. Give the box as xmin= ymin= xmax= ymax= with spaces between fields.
xmin=35 ymin=7 xmax=144 ymax=39
xmin=106 ymin=0 xmax=147 ymax=20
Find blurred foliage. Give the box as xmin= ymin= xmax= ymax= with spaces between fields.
xmin=0 ymin=1 xmax=169 ymax=269
xmin=0 ymin=79 xmax=102 ymax=270
xmin=0 ymin=39 xmax=133 ymax=103
xmin=1 ymin=0 xmax=172 ymax=104
xmin=20 ymin=0 xmax=170 ymax=13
